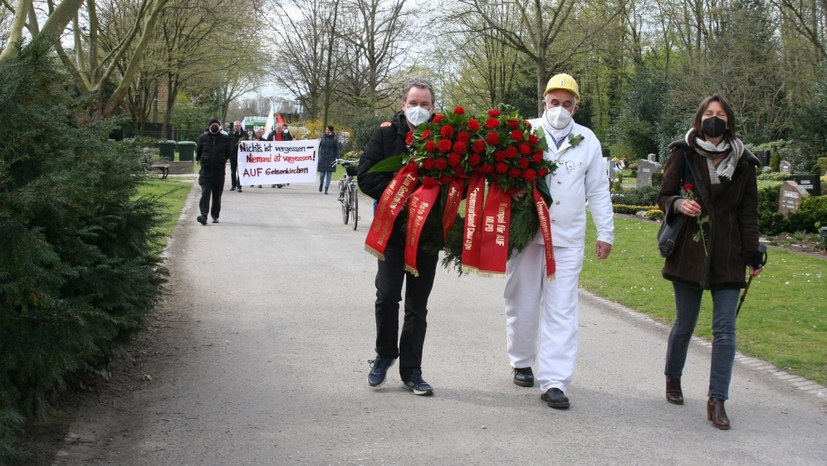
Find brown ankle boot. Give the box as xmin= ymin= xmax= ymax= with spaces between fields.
xmin=666 ymin=377 xmax=683 ymax=405
xmin=707 ymin=397 xmax=730 ymax=430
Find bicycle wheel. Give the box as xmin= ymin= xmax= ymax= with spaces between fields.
xmin=349 ymin=183 xmax=359 ymax=230
xmin=341 ymin=180 xmax=350 ymax=225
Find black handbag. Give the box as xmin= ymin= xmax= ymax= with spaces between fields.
xmin=657 ymin=214 xmax=687 ymax=258
xmin=657 ymin=149 xmax=693 ymax=258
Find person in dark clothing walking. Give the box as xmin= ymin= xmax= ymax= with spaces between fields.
xmin=228 ymin=121 xmax=244 ymax=192
xmin=195 ymin=118 xmax=232 ymax=225
xmin=317 ymin=125 xmax=339 ymax=194
xmin=658 ymin=95 xmax=765 ymax=430
xmin=356 ymin=79 xmax=438 ymax=396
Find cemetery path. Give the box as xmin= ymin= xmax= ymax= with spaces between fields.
xmin=53 ymin=181 xmax=826 ymax=465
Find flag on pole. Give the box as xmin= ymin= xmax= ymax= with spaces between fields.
xmin=277 ymin=113 xmax=285 ymax=125
xmin=264 ymin=104 xmax=275 ymax=136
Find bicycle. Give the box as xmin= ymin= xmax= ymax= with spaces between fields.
xmin=333 ymin=158 xmax=359 ymax=230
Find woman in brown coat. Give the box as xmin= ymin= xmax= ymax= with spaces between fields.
xmin=657 ymin=95 xmax=765 ymax=430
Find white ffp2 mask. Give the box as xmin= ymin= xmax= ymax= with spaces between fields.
xmin=404 ymin=106 xmax=431 ymax=127
xmin=545 ymin=106 xmax=572 ymax=129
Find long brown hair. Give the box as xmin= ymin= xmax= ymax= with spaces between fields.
xmin=692 ymin=95 xmax=737 ymax=139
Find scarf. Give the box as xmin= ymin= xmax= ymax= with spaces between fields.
xmin=684 ymin=129 xmax=744 ymax=182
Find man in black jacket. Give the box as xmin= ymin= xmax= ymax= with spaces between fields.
xmin=357 ymin=79 xmax=438 ymax=396
xmin=195 ymin=118 xmax=232 ymax=225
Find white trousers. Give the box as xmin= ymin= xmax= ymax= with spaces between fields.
xmin=504 ymin=244 xmax=584 ymax=393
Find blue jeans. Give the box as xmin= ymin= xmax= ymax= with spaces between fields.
xmin=664 ymin=282 xmax=739 ymax=400
xmin=319 ymin=171 xmax=332 ymax=190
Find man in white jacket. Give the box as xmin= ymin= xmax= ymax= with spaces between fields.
xmin=504 ymin=73 xmax=614 ymax=409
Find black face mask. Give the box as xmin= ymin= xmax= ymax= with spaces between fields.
xmin=209 ymin=125 xmax=220 ymax=134
xmin=701 ymin=116 xmax=727 ymax=138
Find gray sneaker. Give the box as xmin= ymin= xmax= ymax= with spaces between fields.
xmin=367 ymin=356 xmax=396 ymax=387
xmin=402 ymin=369 xmax=433 ymax=396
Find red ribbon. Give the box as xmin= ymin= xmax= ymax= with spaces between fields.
xmin=441 ymin=178 xmax=464 ymax=243
xmin=532 ymin=185 xmax=556 ymax=280
xmin=461 ymin=173 xmax=485 ymax=273
xmin=478 ymin=182 xmax=511 ymax=275
xmin=404 ymin=185 xmax=440 ymax=276
xmin=365 ymin=164 xmax=418 ymax=259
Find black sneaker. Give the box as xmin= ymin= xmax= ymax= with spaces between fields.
xmin=402 ymin=369 xmax=433 ymax=396
xmin=541 ymin=388 xmax=570 ymax=409
xmin=197 ymin=215 xmax=207 ymax=225
xmin=212 ymin=218 xmax=219 ymax=223
xmin=367 ymin=356 xmax=396 ymax=387
xmin=513 ymin=367 xmax=534 ymax=387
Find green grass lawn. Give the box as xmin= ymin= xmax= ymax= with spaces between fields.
xmin=136 ymin=178 xmax=193 ymax=250
xmin=581 ymin=215 xmax=827 ymax=385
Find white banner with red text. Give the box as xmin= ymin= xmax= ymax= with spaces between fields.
xmin=237 ymin=139 xmax=320 ymax=185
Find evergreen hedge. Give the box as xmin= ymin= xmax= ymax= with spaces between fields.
xmin=0 ymin=45 xmax=167 ymax=458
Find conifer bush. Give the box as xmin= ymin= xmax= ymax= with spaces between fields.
xmin=0 ymin=44 xmax=166 ymax=457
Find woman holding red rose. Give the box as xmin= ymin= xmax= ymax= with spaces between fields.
xmin=657 ymin=94 xmax=765 ymax=430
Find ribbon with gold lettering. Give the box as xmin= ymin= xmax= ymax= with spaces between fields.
xmin=461 ymin=173 xmax=485 ymax=274
xmin=532 ymin=184 xmax=555 ymax=280
xmin=404 ymin=185 xmax=440 ymax=276
xmin=365 ymin=164 xmax=419 ymax=260
xmin=478 ymin=182 xmax=511 ymax=275
xmin=441 ymin=177 xmax=464 ymax=243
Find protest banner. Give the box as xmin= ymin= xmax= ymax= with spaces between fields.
xmin=238 ymin=139 xmax=320 ymax=185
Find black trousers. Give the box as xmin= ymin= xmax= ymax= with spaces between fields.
xmin=374 ymin=238 xmax=439 ymax=377
xmin=230 ymin=159 xmax=239 ymax=188
xmin=198 ymin=173 xmax=225 ymax=219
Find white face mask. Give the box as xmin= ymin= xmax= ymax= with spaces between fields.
xmin=404 ymin=106 xmax=431 ymax=127
xmin=545 ymin=106 xmax=572 ymax=130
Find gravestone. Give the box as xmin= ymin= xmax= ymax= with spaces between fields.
xmin=647 ymin=153 xmax=657 ymax=162
xmin=754 ymin=150 xmax=770 ymax=167
xmin=792 ymin=175 xmax=822 ymax=196
xmin=636 ymin=159 xmax=661 ymax=188
xmin=778 ymin=181 xmax=810 ymax=214
xmin=779 ymin=160 xmax=793 ymax=174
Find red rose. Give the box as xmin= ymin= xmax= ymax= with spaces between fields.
xmin=532 ymin=152 xmax=543 ymax=164
xmin=406 ymin=161 xmax=418 ymax=171
xmin=485 ymin=118 xmax=500 ymax=129
xmin=523 ymin=168 xmax=536 ymax=182
xmin=496 ymin=162 xmax=509 ymax=173
xmin=467 ymin=119 xmax=481 ymax=131
xmin=519 ymin=142 xmax=532 ymax=155
xmin=447 ymin=152 xmax=461 ymax=166
xmin=481 ymin=163 xmax=494 ymax=173
xmin=469 ymin=153 xmax=481 ymax=166
xmin=528 ymin=134 xmax=539 ymax=145
xmin=494 ymin=151 xmax=507 ymax=162
xmin=452 ymin=141 xmax=467 ymax=154
xmin=488 ymin=109 xmax=501 ymax=117
xmin=453 ymin=106 xmax=465 ymax=115
xmin=456 ymin=131 xmax=470 ymax=142
xmin=438 ymin=139 xmax=452 ymax=153
xmin=538 ymin=167 xmax=549 ymax=177
xmin=486 ymin=132 xmax=500 ymax=145
xmin=433 ymin=114 xmax=444 ymax=123
xmin=511 ymin=129 xmax=523 ymax=141
xmin=525 ymin=120 xmax=532 ymax=128
xmin=507 ymin=119 xmax=520 ymax=129
xmin=422 ymin=158 xmax=435 ymax=170
xmin=406 ymin=131 xmax=413 ymax=144
xmin=472 ymin=140 xmax=486 ymax=153
xmin=518 ymin=157 xmax=530 ymax=169
xmin=509 ymin=168 xmax=522 ymax=179
xmin=435 ymin=157 xmax=448 ymax=170
xmin=423 ymin=176 xmax=437 ymax=188
xmin=440 ymin=125 xmax=454 ymax=138
xmin=505 ymin=146 xmax=517 ymax=159
xmin=421 ymin=129 xmax=432 ymax=139
xmin=683 ymin=183 xmax=693 ymax=192
xmin=425 ymin=140 xmax=437 ymax=152
xmin=441 ymin=174 xmax=453 ymax=184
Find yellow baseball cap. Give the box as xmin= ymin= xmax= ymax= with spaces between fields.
xmin=544 ymin=73 xmax=580 ymax=100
